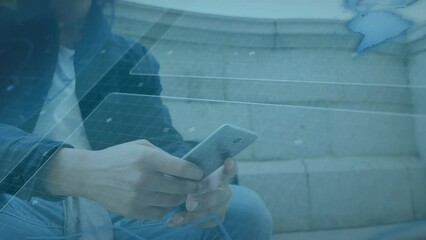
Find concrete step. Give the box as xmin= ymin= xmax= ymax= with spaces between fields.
xmin=237 ymin=158 xmax=426 ymax=233
xmin=272 ymin=221 xmax=426 ymax=240
xmin=163 ymin=98 xmax=418 ymax=161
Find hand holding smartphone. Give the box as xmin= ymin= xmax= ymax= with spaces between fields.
xmin=177 ymin=124 xmax=258 ymax=211
xmin=183 ymin=124 xmax=258 ymax=179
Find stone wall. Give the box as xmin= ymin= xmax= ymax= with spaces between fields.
xmin=113 ymin=1 xmax=426 ymax=234
xmin=115 ymin=2 xmax=418 ymax=162
xmin=408 ymin=27 xmax=426 ymax=162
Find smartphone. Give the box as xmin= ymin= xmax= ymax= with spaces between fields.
xmin=183 ymin=124 xmax=258 ymax=179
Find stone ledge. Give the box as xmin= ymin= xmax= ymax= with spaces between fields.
xmin=114 ymin=1 xmax=411 ymax=54
xmin=159 ymin=76 xmax=413 ymax=108
xmin=164 ymin=99 xmax=417 ymax=161
xmin=272 ymin=220 xmax=426 ymax=240
xmin=238 ymin=157 xmax=426 ymax=233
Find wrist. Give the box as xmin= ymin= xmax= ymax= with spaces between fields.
xmin=43 ymin=148 xmax=95 ymax=198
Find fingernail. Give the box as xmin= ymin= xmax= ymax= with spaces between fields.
xmin=168 ymin=216 xmax=184 ymax=226
xmin=187 ymin=200 xmax=198 ymax=211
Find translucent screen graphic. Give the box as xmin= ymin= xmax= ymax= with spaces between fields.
xmin=1 ymin=0 xmax=426 ymax=239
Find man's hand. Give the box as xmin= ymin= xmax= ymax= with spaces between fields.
xmin=167 ymin=159 xmax=237 ymax=228
xmin=44 ymin=140 xmax=203 ymax=220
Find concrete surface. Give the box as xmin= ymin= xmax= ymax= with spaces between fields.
xmin=112 ymin=2 xmax=426 ymax=235
xmin=272 ymin=220 xmax=426 ymax=240
xmin=238 ymin=158 xmax=426 ymax=233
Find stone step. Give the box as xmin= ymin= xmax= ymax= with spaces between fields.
xmin=159 ymin=74 xmax=413 ymax=113
xmin=272 ymin=220 xmax=426 ymax=240
xmin=163 ymin=99 xmax=418 ymax=161
xmin=237 ymin=158 xmax=426 ymax=233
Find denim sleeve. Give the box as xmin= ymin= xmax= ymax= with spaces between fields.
xmin=109 ymin=37 xmax=191 ymax=157
xmin=135 ymin=51 xmax=191 ymax=157
xmin=0 ymin=123 xmax=71 ymax=200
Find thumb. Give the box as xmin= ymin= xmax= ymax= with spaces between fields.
xmin=132 ymin=139 xmax=158 ymax=149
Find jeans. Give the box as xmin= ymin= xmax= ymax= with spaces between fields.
xmin=0 ymin=185 xmax=273 ymax=240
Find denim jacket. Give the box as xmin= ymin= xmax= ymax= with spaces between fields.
xmin=0 ymin=3 xmax=187 ymax=202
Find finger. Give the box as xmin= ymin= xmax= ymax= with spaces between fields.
xmin=196 ymin=165 xmax=226 ymax=192
xmin=141 ymin=173 xmax=199 ymax=195
xmin=167 ymin=205 xmax=228 ymax=228
xmin=155 ymin=156 xmax=203 ymax=181
xmin=133 ymin=139 xmax=157 ymax=148
xmin=186 ymin=187 xmax=232 ymax=212
xmin=139 ymin=146 xmax=203 ymax=181
xmin=217 ymin=159 xmax=238 ymax=186
xmin=137 ymin=189 xmax=186 ymax=208
xmin=224 ymin=159 xmax=238 ymax=178
xmin=200 ymin=160 xmax=237 ymax=190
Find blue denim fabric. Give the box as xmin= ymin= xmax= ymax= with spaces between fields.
xmin=0 ymin=5 xmax=188 ymax=199
xmin=0 ymin=185 xmax=273 ymax=240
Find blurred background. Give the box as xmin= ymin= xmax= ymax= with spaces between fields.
xmin=110 ymin=0 xmax=426 ymax=239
